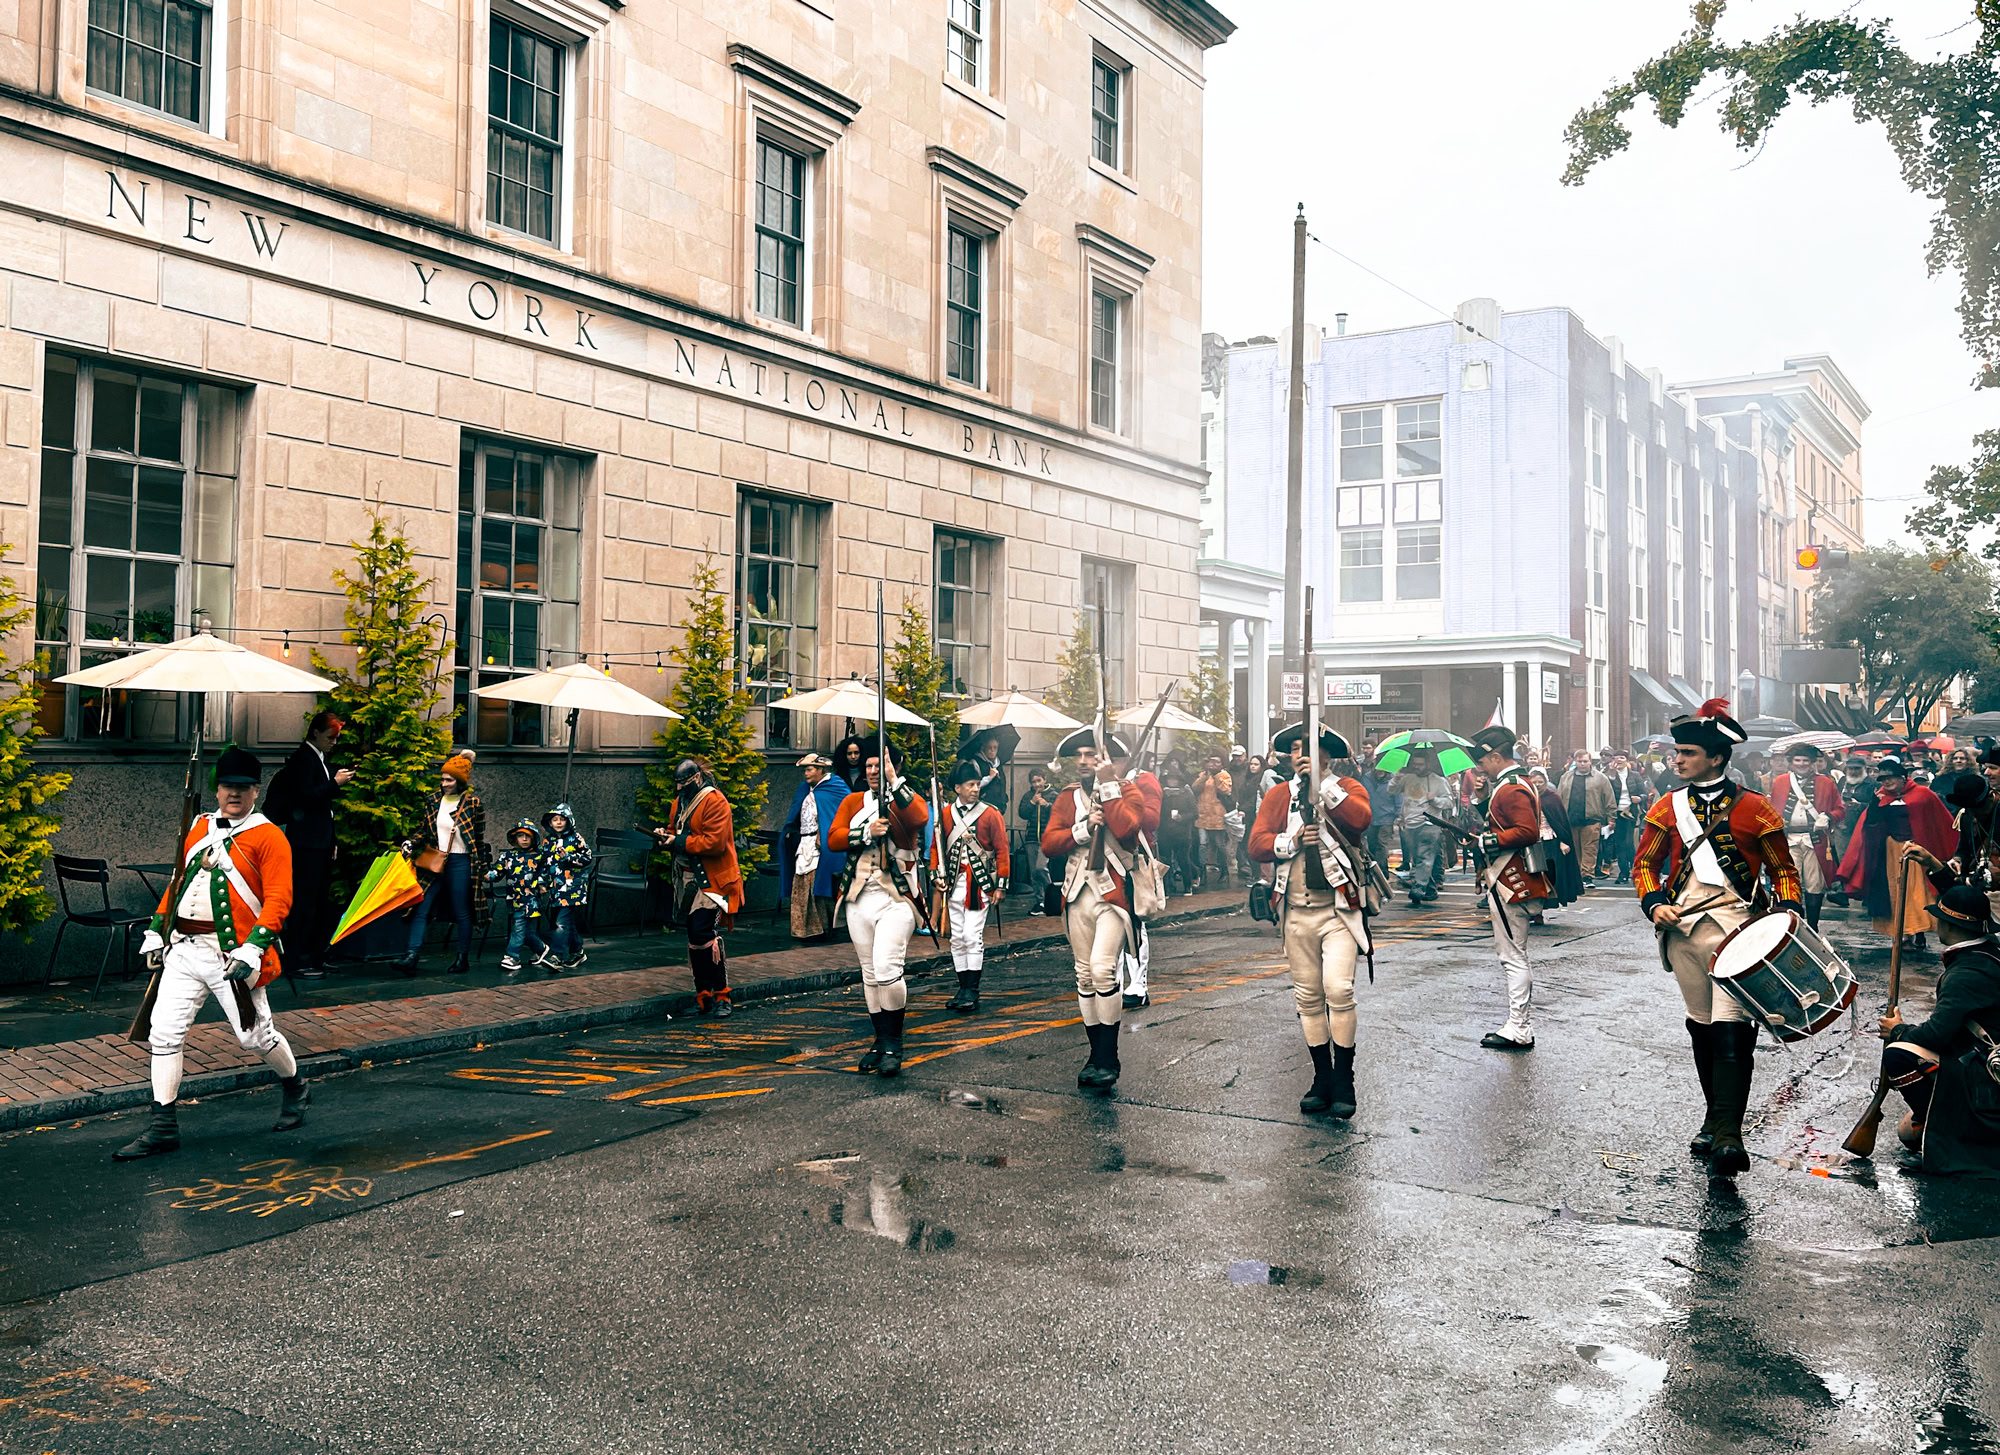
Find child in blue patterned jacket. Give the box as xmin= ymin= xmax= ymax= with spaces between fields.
xmin=488 ymin=818 xmax=550 ymax=977
xmin=541 ymin=802 xmax=594 ymax=972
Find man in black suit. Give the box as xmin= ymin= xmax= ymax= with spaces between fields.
xmin=260 ymin=710 xmax=354 ymax=978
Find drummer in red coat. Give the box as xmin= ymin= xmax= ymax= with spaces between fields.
xmin=1040 ymin=726 xmax=1161 ymax=1089
xmin=1467 ymin=726 xmax=1553 ymax=1054
xmin=1632 ymin=700 xmax=1804 ymax=1176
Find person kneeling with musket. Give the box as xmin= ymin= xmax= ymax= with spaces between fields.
xmin=1247 ymin=723 xmax=1373 ymax=1118
xmin=1876 ymin=884 xmax=2000 ymax=1175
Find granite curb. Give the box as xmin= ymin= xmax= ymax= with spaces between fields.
xmin=1 ymin=901 xmax=1244 ymax=1132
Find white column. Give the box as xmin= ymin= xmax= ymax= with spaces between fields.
xmin=1247 ymin=617 xmax=1270 ymax=754
xmin=1500 ymin=658 xmax=1518 ymax=733
xmin=1526 ymin=662 xmax=1544 ymax=758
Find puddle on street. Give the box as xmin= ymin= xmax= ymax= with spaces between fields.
xmin=1917 ymin=1402 xmax=1999 ymax=1453
xmin=793 ymin=1157 xmax=955 ymax=1252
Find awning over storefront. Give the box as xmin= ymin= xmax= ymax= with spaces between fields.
xmin=1666 ymin=676 xmax=1705 ymax=713
xmin=1630 ymin=670 xmax=1677 ymax=708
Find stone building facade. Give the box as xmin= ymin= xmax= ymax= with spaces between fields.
xmin=0 ymin=0 xmax=1232 ymax=978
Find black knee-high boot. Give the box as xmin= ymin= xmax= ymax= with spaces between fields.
xmin=1803 ymin=894 xmax=1823 ymax=931
xmin=1077 ymin=1022 xmax=1112 ymax=1088
xmin=1685 ymin=1019 xmax=1718 ymax=1157
xmin=877 ymin=1008 xmax=906 ymax=1078
xmin=1329 ymin=1043 xmax=1356 ymax=1119
xmin=1299 ymin=1042 xmax=1335 ymax=1114
xmin=1707 ymin=1021 xmax=1758 ymax=1176
xmin=857 ymin=1011 xmax=886 ymax=1074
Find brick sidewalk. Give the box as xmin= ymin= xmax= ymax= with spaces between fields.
xmin=0 ymin=891 xmax=1245 ymax=1131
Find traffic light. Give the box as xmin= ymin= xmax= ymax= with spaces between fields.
xmin=1796 ymin=546 xmax=1850 ymax=570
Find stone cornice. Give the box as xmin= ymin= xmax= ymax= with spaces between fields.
xmin=1075 ymin=223 xmax=1154 ymax=275
xmin=726 ymin=43 xmax=861 ymax=127
xmin=925 ymin=146 xmax=1027 ymax=212
xmin=1139 ymin=0 xmax=1235 ymax=48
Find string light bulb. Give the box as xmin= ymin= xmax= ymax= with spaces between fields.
xmin=655 ymin=652 xmax=663 ymax=675
xmin=281 ymin=630 xmax=291 ymax=659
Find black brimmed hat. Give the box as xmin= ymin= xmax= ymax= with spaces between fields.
xmin=949 ymin=758 xmax=984 ymax=787
xmin=1469 ymin=725 xmax=1518 ymax=760
xmin=1271 ymin=721 xmax=1351 ymax=759
xmin=1785 ymin=743 xmax=1823 ymax=760
xmin=1935 ymin=884 xmax=1993 ymax=931
xmin=1055 ymin=726 xmax=1130 ymax=759
xmin=1670 ymin=699 xmax=1748 ymax=755
xmin=1948 ymin=774 xmax=1991 ymax=811
xmin=211 ymin=744 xmax=262 ymax=787
xmin=1980 ymin=745 xmax=2000 ymax=768
xmin=1876 ymin=755 xmax=1908 ymax=777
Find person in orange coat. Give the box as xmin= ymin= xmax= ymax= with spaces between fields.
xmin=1632 ymin=700 xmax=1803 ymax=1176
xmin=1041 ymin=726 xmax=1162 ymax=1089
xmin=116 ymin=746 xmax=306 ymax=1161
xmin=829 ymin=738 xmax=931 ymax=1076
xmin=932 ymin=757 xmax=1010 ymax=1014
xmin=1468 ymin=726 xmax=1553 ymax=1053
xmin=1247 ymin=722 xmax=1373 ymax=1118
xmin=653 ymin=758 xmax=744 ymax=1017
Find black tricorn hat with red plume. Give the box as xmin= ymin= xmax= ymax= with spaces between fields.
xmin=1670 ymin=698 xmax=1748 ymax=755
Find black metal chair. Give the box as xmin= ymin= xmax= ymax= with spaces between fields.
xmin=44 ymin=856 xmax=153 ymax=999
xmin=587 ymin=829 xmax=658 ymax=935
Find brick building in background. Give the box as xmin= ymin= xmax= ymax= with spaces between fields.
xmin=0 ymin=0 xmax=1232 ymax=979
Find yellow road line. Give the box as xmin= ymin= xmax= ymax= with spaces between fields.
xmin=386 ymin=1129 xmax=553 ymax=1174
xmin=639 ymin=1087 xmax=776 ymax=1105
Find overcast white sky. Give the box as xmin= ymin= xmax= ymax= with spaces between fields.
xmin=1199 ymin=0 xmax=1996 ymax=545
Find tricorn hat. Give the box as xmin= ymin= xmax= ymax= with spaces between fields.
xmin=1670 ymin=699 xmax=1748 ymax=755
xmin=211 ymin=744 xmax=262 ymax=787
xmin=1948 ymin=773 xmax=1991 ymax=811
xmin=1784 ymin=742 xmax=1823 ymax=760
xmin=1468 ymin=725 xmax=1518 ymax=760
xmin=1055 ymin=726 xmax=1130 ymax=759
xmin=1270 ymin=721 xmax=1352 ymax=760
xmin=1935 ymin=883 xmax=1993 ymax=931
xmin=1980 ymin=745 xmax=2000 ymax=768
xmin=949 ymin=758 xmax=985 ymax=787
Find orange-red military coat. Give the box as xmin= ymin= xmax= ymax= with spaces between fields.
xmin=1633 ymin=783 xmax=1803 ymax=918
xmin=930 ymin=800 xmax=1011 ymax=910
xmin=149 ymin=815 xmax=294 ymax=988
xmin=1040 ymin=774 xmax=1163 ymax=914
xmin=1484 ymin=774 xmax=1553 ymax=904
xmin=829 ymin=789 xmax=931 ymax=858
xmin=665 ymin=787 xmax=744 ymax=921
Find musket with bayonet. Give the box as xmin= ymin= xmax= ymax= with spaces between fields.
xmin=1087 ymin=596 xmax=1113 ymax=873
xmin=874 ymin=583 xmax=942 ymax=950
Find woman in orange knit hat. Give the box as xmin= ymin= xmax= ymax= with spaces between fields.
xmin=393 ymin=750 xmax=493 ymax=975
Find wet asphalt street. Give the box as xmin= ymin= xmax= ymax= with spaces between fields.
xmin=4 ymin=888 xmax=1998 ymax=1455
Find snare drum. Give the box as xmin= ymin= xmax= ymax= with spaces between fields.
xmin=1709 ymin=910 xmax=1857 ymax=1042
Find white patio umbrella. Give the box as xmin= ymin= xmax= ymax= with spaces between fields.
xmin=1113 ymin=700 xmax=1224 ymax=736
xmin=1770 ymin=730 xmax=1856 ymax=756
xmin=957 ymin=690 xmax=1084 ymax=732
xmin=764 ymin=675 xmax=928 ymax=727
xmin=56 ymin=630 xmax=337 ymax=838
xmin=472 ymin=661 xmax=681 ymax=796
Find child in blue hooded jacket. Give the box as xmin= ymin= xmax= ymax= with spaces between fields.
xmin=488 ymin=818 xmax=550 ymax=976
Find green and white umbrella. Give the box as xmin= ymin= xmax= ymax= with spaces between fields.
xmin=1373 ymin=728 xmax=1475 ymax=776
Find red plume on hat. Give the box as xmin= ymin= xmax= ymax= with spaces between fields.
xmin=1672 ymin=698 xmax=1747 ymax=752
xmin=1699 ymin=698 xmax=1730 ymax=718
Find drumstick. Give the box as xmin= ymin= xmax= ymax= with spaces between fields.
xmin=1842 ymin=852 xmax=1913 ymax=1158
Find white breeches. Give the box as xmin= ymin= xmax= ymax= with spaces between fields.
xmin=1119 ymin=922 xmax=1150 ymax=999
xmin=1487 ymin=893 xmax=1534 ymax=1035
xmin=1786 ymin=835 xmax=1827 ymax=896
xmin=948 ymin=880 xmax=988 ymax=977
xmin=849 ymin=886 xmax=913 ymax=1013
xmin=1661 ymin=916 xmax=1751 ymax=1026
xmin=147 ymin=935 xmax=296 ymax=1103
xmin=1066 ymin=884 xmax=1128 ymax=1026
xmin=1284 ymin=897 xmax=1361 ymax=1048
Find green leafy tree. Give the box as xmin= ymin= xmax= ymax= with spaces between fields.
xmin=885 ymin=597 xmax=958 ymax=795
xmin=1048 ymin=610 xmax=1101 ymax=725
xmin=312 ymin=515 xmax=455 ymax=901
xmin=1180 ymin=650 xmax=1234 ymax=764
xmin=639 ymin=559 xmax=768 ymax=878
xmin=1563 ymin=3 xmax=2000 ymax=542
xmin=0 ymin=551 xmax=70 ymax=935
xmin=1810 ymin=546 xmax=2000 ymax=733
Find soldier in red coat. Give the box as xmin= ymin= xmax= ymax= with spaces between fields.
xmin=931 ymin=757 xmax=1011 ymax=1014
xmin=1247 ymin=723 xmax=1373 ymax=1118
xmin=1769 ymin=744 xmax=1845 ymax=929
xmin=828 ymin=739 xmax=931 ymax=1077
xmin=653 ymin=758 xmax=745 ymax=1018
xmin=1041 ymin=726 xmax=1162 ymax=1089
xmin=1632 ymin=700 xmax=1803 ymax=1176
xmin=1468 ymin=726 xmax=1552 ymax=1053
xmin=1836 ymin=754 xmax=1958 ymax=953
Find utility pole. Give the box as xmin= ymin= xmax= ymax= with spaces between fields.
xmin=1282 ymin=203 xmax=1307 ymax=675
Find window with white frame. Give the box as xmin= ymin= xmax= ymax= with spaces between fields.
xmin=1091 ymin=52 xmax=1128 ymax=171
xmin=455 ymin=437 xmax=584 ymax=746
xmin=739 ymin=493 xmax=821 ymax=750
xmin=34 ymin=354 xmax=239 ymax=742
xmin=1395 ymin=400 xmax=1441 ymax=477
xmin=1336 ymin=404 xmax=1443 ymax=605
xmin=1088 ymin=287 xmax=1123 ymax=431
xmin=1340 ymin=408 xmax=1382 ymax=481
xmin=1082 ymin=556 xmax=1133 ymax=706
xmin=935 ymin=531 xmax=993 ymax=698
xmin=946 ymin=0 xmax=987 ymax=89
xmin=1340 ymin=528 xmax=1383 ymax=604
xmin=487 ymin=13 xmax=567 ymax=244
xmin=1666 ymin=461 xmax=1685 ymax=677
xmin=88 ymin=0 xmax=211 ymax=127
xmin=754 ymin=137 xmax=808 ymax=327
xmin=1627 ymin=433 xmax=1648 ymax=669
xmin=946 ymin=223 xmax=985 ymax=387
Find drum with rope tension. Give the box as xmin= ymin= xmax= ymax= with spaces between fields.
xmin=1709 ymin=910 xmax=1857 ymax=1043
